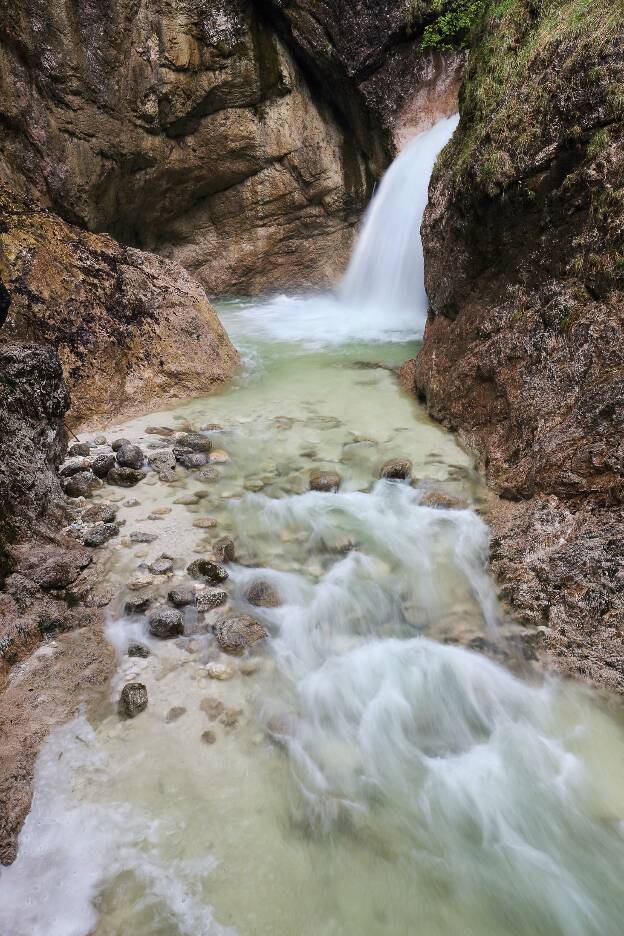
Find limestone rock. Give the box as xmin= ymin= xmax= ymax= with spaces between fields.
xmin=116 ymin=443 xmax=144 ymax=470
xmin=214 ymin=614 xmax=268 ymax=654
xmin=107 ymin=466 xmax=146 ymax=487
xmin=187 ymin=559 xmax=229 ymax=584
xmin=119 ymin=682 xmax=148 ymax=719
xmin=309 ymin=470 xmax=341 ymax=493
xmin=148 ymin=608 xmax=184 ymax=639
xmin=379 ymin=459 xmax=412 ymax=482
xmin=196 ymin=589 xmax=228 ymax=613
xmin=247 ymin=580 xmax=282 ymax=608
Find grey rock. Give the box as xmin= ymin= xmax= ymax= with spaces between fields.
xmin=125 ymin=595 xmax=153 ymax=614
xmin=129 ymin=530 xmax=158 ymax=544
xmin=247 ymin=580 xmax=281 ymax=608
xmin=111 ymin=438 xmax=130 ymax=451
xmin=64 ymin=471 xmax=99 ymax=498
xmin=166 ymin=706 xmax=187 ymax=722
xmin=187 ymin=558 xmax=229 ymax=584
xmin=107 ymin=465 xmax=146 ymax=487
xmin=213 ymin=536 xmax=235 ymax=563
xmin=197 ymin=467 xmax=220 ymax=483
xmin=196 ymin=589 xmax=228 ymax=612
xmin=119 ymin=682 xmax=148 ymax=718
xmin=68 ymin=442 xmax=91 ymax=457
xmin=159 ymin=468 xmax=178 ymax=482
xmin=177 ymin=452 xmax=209 ymax=469
xmin=127 ymin=642 xmax=151 ymax=657
xmin=178 ymin=432 xmax=213 ymax=453
xmin=214 ymin=613 xmax=268 ymax=654
xmin=148 ymin=556 xmax=174 ymax=575
xmin=91 ymin=452 xmax=116 ymax=478
xmin=116 ymin=443 xmax=144 ymax=470
xmin=81 ymin=521 xmax=119 ymax=547
xmin=82 ymin=502 xmax=117 ymax=524
xmin=148 ymin=607 xmax=184 ymax=639
xmin=59 ymin=457 xmax=87 ymax=478
xmin=168 ymin=588 xmax=196 ymax=608
xmin=93 ymin=434 xmax=107 ymax=445
xmin=148 ymin=450 xmax=176 ymax=472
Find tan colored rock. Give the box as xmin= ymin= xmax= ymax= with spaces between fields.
xmin=0 ymin=187 xmax=238 ymax=426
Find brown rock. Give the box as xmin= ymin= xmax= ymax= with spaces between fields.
xmin=247 ymin=580 xmax=282 ymax=608
xmin=213 ymin=537 xmax=236 ymax=563
xmin=119 ymin=682 xmax=148 ymax=719
xmin=379 ymin=458 xmax=412 ymax=482
xmin=201 ymin=730 xmax=217 ymax=745
xmin=214 ymin=613 xmax=268 ymax=654
xmin=309 ymin=470 xmax=341 ymax=493
xmin=187 ymin=558 xmax=229 ymax=584
xmin=148 ymin=608 xmax=184 ymax=639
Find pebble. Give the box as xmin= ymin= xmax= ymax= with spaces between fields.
xmin=196 ymin=589 xmax=228 ymax=612
xmin=159 ymin=469 xmax=178 ymax=483
xmin=119 ymin=682 xmax=148 ymax=719
xmin=93 ymin=435 xmax=107 ymax=445
xmin=168 ymin=588 xmax=196 ymax=608
xmin=166 ymin=706 xmax=187 ymax=723
xmin=201 ymin=730 xmax=217 ymax=744
xmin=174 ymin=495 xmax=200 ymax=506
xmin=148 ymin=556 xmax=174 ymax=575
xmin=309 ymin=469 xmax=341 ymax=493
xmin=200 ymin=696 xmax=225 ymax=719
xmin=193 ymin=517 xmax=218 ymax=529
xmin=81 ymin=522 xmax=119 ymax=547
xmin=247 ymin=580 xmax=281 ymax=608
xmin=177 ymin=453 xmax=209 ymax=469
xmin=209 ymin=450 xmax=230 ymax=464
xmin=82 ymin=502 xmax=117 ymax=524
xmin=151 ymin=506 xmax=172 ymax=516
xmin=130 ymin=531 xmax=158 ymax=543
xmin=213 ymin=536 xmax=235 ymax=563
xmin=197 ymin=467 xmax=220 ymax=483
xmin=205 ymin=662 xmax=234 ymax=681
xmin=127 ymin=575 xmax=154 ymax=590
xmin=220 ymin=707 xmax=242 ymax=728
xmin=214 ymin=613 xmax=268 ymax=654
xmin=127 ymin=642 xmax=151 ymax=657
xmin=123 ymin=498 xmax=140 ymax=507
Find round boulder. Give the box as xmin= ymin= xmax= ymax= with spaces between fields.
xmin=214 ymin=613 xmax=268 ymax=654
xmin=187 ymin=558 xmax=229 ymax=584
xmin=309 ymin=470 xmax=341 ymax=493
xmin=107 ymin=466 xmax=146 ymax=487
xmin=64 ymin=471 xmax=100 ymax=499
xmin=116 ymin=443 xmax=145 ymax=470
xmin=91 ymin=453 xmax=116 ymax=479
xmin=119 ymin=682 xmax=148 ymax=719
xmin=148 ymin=607 xmax=184 ymax=639
xmin=379 ymin=458 xmax=412 ymax=482
xmin=246 ymin=580 xmax=281 ymax=608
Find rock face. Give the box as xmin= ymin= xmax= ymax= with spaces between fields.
xmin=0 ymin=344 xmax=114 ymax=863
xmin=411 ymin=0 xmax=624 ymax=689
xmin=0 ymin=187 xmax=238 ymax=426
xmin=0 ymin=0 xmax=382 ymax=294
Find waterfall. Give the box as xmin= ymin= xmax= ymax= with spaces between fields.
xmin=340 ymin=114 xmax=459 ymax=332
xmin=227 ymin=114 xmax=459 ymax=347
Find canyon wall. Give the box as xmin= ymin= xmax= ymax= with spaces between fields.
xmin=410 ymin=0 xmax=624 ymax=689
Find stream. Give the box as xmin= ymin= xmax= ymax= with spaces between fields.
xmin=2 ymin=116 xmax=624 ymax=936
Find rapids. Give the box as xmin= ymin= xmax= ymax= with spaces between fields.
xmin=1 ymin=119 xmax=624 ymax=936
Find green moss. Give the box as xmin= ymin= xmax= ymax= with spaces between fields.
xmin=420 ymin=0 xmax=489 ymax=49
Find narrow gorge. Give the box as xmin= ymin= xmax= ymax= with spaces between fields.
xmin=0 ymin=2 xmax=623 ymax=935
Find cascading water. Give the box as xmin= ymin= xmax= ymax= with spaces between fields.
xmin=340 ymin=114 xmax=459 ymax=331
xmin=2 ymin=116 xmax=624 ymax=936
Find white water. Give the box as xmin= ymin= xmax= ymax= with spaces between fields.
xmin=2 ymin=116 xmax=624 ymax=936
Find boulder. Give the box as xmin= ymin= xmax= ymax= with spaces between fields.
xmin=64 ymin=471 xmax=100 ymax=498
xmin=118 ymin=682 xmax=148 ymax=718
xmin=214 ymin=613 xmax=268 ymax=654
xmin=309 ymin=470 xmax=341 ymax=492
xmin=379 ymin=458 xmax=412 ymax=481
xmin=107 ymin=466 xmax=146 ymax=487
xmin=116 ymin=443 xmax=144 ymax=470
xmin=187 ymin=559 xmax=229 ymax=584
xmin=148 ymin=608 xmax=184 ymax=639
xmin=81 ymin=522 xmax=119 ymax=548
xmin=91 ymin=453 xmax=116 ymax=479
xmin=246 ymin=580 xmax=282 ymax=608
xmin=196 ymin=589 xmax=228 ymax=612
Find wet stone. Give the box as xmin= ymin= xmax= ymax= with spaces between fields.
xmin=205 ymin=662 xmax=233 ymax=680
xmin=64 ymin=471 xmax=100 ymax=499
xmin=82 ymin=502 xmax=117 ymax=524
xmin=166 ymin=706 xmax=187 ymax=723
xmin=81 ymin=522 xmax=119 ymax=547
xmin=107 ymin=466 xmax=146 ymax=487
xmin=91 ymin=453 xmax=116 ymax=479
xmin=200 ymin=696 xmax=225 ymax=719
xmin=148 ymin=556 xmax=174 ymax=576
xmin=130 ymin=531 xmax=158 ymax=544
xmin=119 ymin=682 xmax=148 ymax=719
xmin=177 ymin=452 xmax=209 ymax=469
xmin=213 ymin=536 xmax=235 ymax=563
xmin=127 ymin=641 xmax=151 ymax=658
xmin=168 ymin=588 xmax=196 ymax=608
xmin=196 ymin=589 xmax=228 ymax=612
xmin=159 ymin=469 xmax=178 ymax=483
xmin=187 ymin=558 xmax=229 ymax=584
xmin=111 ymin=438 xmax=130 ymax=452
xmin=247 ymin=580 xmax=281 ymax=608
xmin=220 ymin=707 xmax=242 ymax=728
xmin=174 ymin=494 xmax=200 ymax=506
xmin=148 ymin=450 xmax=176 ymax=473
xmin=116 ymin=443 xmax=145 ymax=470
xmin=193 ymin=517 xmax=218 ymax=529
xmin=197 ymin=467 xmax=220 ymax=483
xmin=59 ymin=457 xmax=87 ymax=478
xmin=214 ymin=613 xmax=268 ymax=654
xmin=379 ymin=458 xmax=412 ymax=482
xmin=69 ymin=442 xmax=92 ymax=457
xmin=93 ymin=434 xmax=107 ymax=446
xmin=178 ymin=431 xmax=212 ymax=453
xmin=145 ymin=425 xmax=175 ymax=436
xmin=209 ymin=449 xmax=229 ymax=464
xmin=125 ymin=594 xmax=153 ymax=614
xmin=148 ymin=608 xmax=184 ymax=639
xmin=127 ymin=574 xmax=154 ymax=590
xmin=309 ymin=470 xmax=341 ymax=493
xmin=201 ymin=730 xmax=217 ymax=745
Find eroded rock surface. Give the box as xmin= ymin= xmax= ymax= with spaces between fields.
xmin=411 ymin=0 xmax=624 ymax=689
xmin=0 ymin=187 xmax=239 ymax=425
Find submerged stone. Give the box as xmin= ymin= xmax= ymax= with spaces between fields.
xmin=309 ymin=469 xmax=341 ymax=493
